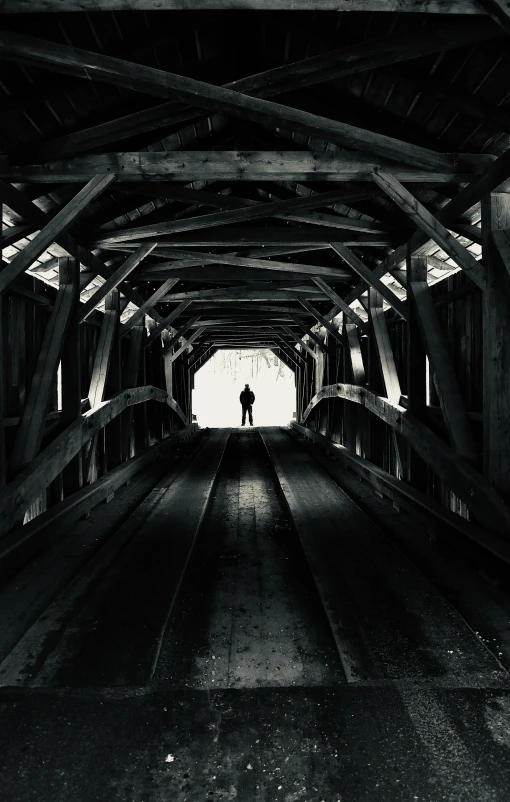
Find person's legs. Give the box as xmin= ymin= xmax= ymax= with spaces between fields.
xmin=241 ymin=406 xmax=246 ymax=425
xmin=248 ymin=405 xmax=253 ymax=426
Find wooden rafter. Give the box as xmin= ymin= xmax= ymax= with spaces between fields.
xmin=343 ymin=148 xmax=510 ymax=310
xmin=0 ymin=1 xmax=492 ymax=13
xmin=119 ymin=279 xmax=179 ymax=337
xmin=0 ymin=179 xmax=166 ymax=325
xmin=0 ymin=174 xmax=115 ymax=293
xmin=371 ymin=170 xmax=487 ymax=290
xmin=311 ymin=277 xmax=368 ymax=332
xmin=329 ymin=242 xmax=408 ymax=319
xmin=3 ymin=152 xmax=479 ymax=185
xmin=0 ymin=31 xmax=478 ymax=171
xmin=299 ymin=300 xmax=343 ymax=345
xmin=78 ymin=243 xmax=157 ymax=322
xmin=22 ymin=19 xmax=501 ymax=161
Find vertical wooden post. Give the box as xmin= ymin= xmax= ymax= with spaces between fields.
xmin=406 ymin=253 xmax=429 ymax=491
xmin=0 ymin=200 xmax=5 ymax=490
xmin=408 ymin=255 xmax=477 ymax=464
xmin=122 ymin=322 xmax=144 ymax=459
xmin=84 ymin=289 xmax=120 ymax=481
xmin=367 ymin=289 xmax=386 ymax=467
xmin=345 ymin=323 xmax=366 ymax=456
xmin=105 ymin=290 xmax=122 ymax=471
xmin=482 ymin=190 xmax=510 ymax=500
xmin=60 ymin=257 xmax=82 ymax=496
xmin=9 ymin=256 xmax=79 ymax=477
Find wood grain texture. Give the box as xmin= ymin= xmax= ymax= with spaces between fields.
xmin=301 ymin=383 xmax=510 ymax=535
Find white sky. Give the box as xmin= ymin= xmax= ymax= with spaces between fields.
xmin=192 ymin=349 xmax=296 ymax=427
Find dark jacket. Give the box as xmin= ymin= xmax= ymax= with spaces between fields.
xmin=240 ymin=388 xmax=255 ymax=407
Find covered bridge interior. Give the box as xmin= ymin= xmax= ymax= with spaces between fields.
xmin=2 ymin=1 xmax=510 ymax=799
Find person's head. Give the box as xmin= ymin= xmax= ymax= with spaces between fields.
xmin=245 ymin=383 xmax=250 ymax=389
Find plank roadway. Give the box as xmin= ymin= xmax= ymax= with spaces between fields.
xmin=1 ymin=427 xmax=510 ymax=801
xmin=261 ymin=427 xmax=506 ymax=685
xmin=0 ymin=429 xmax=229 ymax=688
xmin=155 ymin=428 xmax=344 ymax=689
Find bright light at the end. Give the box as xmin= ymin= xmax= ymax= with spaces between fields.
xmin=192 ymin=349 xmax=296 ymax=427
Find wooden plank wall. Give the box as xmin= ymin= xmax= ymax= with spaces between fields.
xmin=0 ymin=272 xmax=190 ymax=526
xmin=298 ymin=271 xmax=484 ymax=522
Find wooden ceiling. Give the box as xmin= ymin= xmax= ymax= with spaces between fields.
xmin=1 ymin=1 xmax=509 ymax=354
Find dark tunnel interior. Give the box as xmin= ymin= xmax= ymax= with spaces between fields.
xmin=1 ymin=2 xmax=510 ymax=800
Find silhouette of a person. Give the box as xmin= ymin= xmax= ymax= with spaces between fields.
xmin=240 ymin=383 xmax=255 ymax=426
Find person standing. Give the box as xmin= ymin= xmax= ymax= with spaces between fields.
xmin=239 ymin=383 xmax=255 ymax=426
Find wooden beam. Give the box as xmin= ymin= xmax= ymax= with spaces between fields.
xmin=311 ymin=277 xmax=368 ymax=332
xmin=188 ymin=345 xmax=212 ymax=371
xmin=0 ymin=32 xmax=462 ymax=171
xmin=136 ymin=249 xmax=352 ymax=281
xmin=368 ymin=289 xmax=401 ymax=405
xmin=94 ymin=191 xmax=390 ymax=244
xmin=1 ymin=223 xmax=37 ymax=248
xmin=0 ymin=426 xmax=199 ymax=583
xmin=292 ymin=421 xmax=510 ymax=567
xmin=343 ymin=148 xmax=510 ymax=310
xmin=144 ymin=300 xmax=193 ymax=348
xmin=93 ymin=188 xmax=384 ymax=238
xmin=0 ymin=385 xmax=188 ymax=536
xmin=268 ymin=347 xmax=296 ymax=374
xmin=346 ymin=324 xmax=366 ymax=385
xmin=447 ymin=222 xmax=483 ymax=244
xmin=482 ymin=191 xmax=510 ymax=499
xmin=476 ymin=0 xmax=510 ymax=34
xmin=78 ymin=243 xmax=157 ymax=322
xmin=88 ymin=291 xmax=119 ymax=409
xmin=94 ymin=191 xmax=391 ymax=244
xmin=0 ymin=174 xmax=115 ymax=293
xmin=0 ymin=179 xmax=165 ymax=326
xmin=14 ymin=19 xmax=500 ymax=161
xmin=282 ymin=325 xmax=318 ymax=360
xmin=60 ymin=257 xmax=83 ymax=495
xmin=0 ymin=291 xmax=5 ymax=489
xmin=8 ymin=257 xmax=79 ymax=477
xmin=3 ymin=152 xmax=476 ymax=185
xmin=168 ymin=327 xmax=206 ymax=363
xmin=371 ymin=169 xmax=487 ymax=290
xmin=159 ymin=288 xmax=324 ymax=302
xmin=119 ymin=278 xmax=179 ymax=337
xmin=299 ymin=299 xmax=343 ymax=345
xmin=492 ymin=229 xmax=510 ymax=300
xmin=301 ymin=383 xmax=510 ymax=535
xmin=408 ymin=261 xmax=477 ymax=464
xmin=405 ymin=252 xmax=428 ymax=489
xmin=161 ymin=317 xmax=201 ymax=357
xmin=106 ymin=229 xmax=393 ymax=248
xmin=0 ymin=2 xmax=490 ymax=13
xmin=275 ymin=341 xmax=303 ymax=366
xmin=329 ymin=243 xmax=409 ymax=319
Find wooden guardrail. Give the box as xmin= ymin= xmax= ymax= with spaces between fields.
xmin=291 ymin=421 xmax=510 ymax=566
xmin=301 ymin=383 xmax=510 ymax=536
xmin=0 ymin=385 xmax=187 ymax=537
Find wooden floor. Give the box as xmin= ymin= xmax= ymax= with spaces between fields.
xmin=1 ymin=427 xmax=510 ymax=801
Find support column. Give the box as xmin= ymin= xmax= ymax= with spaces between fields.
xmin=406 ymin=253 xmax=429 ymax=491
xmin=9 ymin=256 xmax=79 ymax=477
xmin=60 ymin=257 xmax=82 ymax=496
xmin=367 ymin=289 xmax=387 ymax=468
xmin=0 ymin=201 xmax=5 ymax=490
xmin=482 ymin=190 xmax=510 ymax=500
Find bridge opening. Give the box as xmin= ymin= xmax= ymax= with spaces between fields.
xmin=192 ymin=348 xmax=296 ymax=428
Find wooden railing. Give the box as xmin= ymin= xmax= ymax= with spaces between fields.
xmin=301 ymin=383 xmax=510 ymax=536
xmin=0 ymin=386 xmax=187 ymax=537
